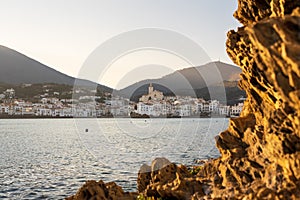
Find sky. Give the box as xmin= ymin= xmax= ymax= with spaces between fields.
xmin=0 ymin=0 xmax=239 ymax=89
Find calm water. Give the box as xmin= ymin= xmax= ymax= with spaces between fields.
xmin=0 ymin=118 xmax=228 ymax=199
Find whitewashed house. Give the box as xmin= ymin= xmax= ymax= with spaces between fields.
xmin=230 ymin=103 xmax=244 ymax=116
xmin=218 ymin=105 xmax=230 ymax=116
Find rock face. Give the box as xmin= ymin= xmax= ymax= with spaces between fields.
xmin=196 ymin=0 xmax=300 ymax=198
xmin=67 ymin=0 xmax=300 ymax=199
xmin=137 ymin=158 xmax=204 ymax=199
xmin=66 ymin=180 xmax=137 ymax=200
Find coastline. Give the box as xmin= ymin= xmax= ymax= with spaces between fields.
xmin=0 ymin=115 xmax=235 ymax=119
xmin=0 ymin=114 xmax=73 ymax=119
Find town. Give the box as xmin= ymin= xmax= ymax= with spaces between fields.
xmin=0 ymin=84 xmax=244 ymax=118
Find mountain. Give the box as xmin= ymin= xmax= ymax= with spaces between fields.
xmin=0 ymin=45 xmax=245 ymax=104
xmin=0 ymin=45 xmax=112 ymax=92
xmin=117 ymin=61 xmax=245 ymax=104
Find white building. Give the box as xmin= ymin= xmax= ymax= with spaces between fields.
xmin=230 ymin=103 xmax=244 ymax=116
xmin=137 ymin=102 xmax=163 ymax=117
xmin=37 ymin=108 xmax=52 ymax=116
xmin=218 ymin=105 xmax=230 ymax=116
xmin=202 ymin=103 xmax=210 ymax=113
xmin=209 ymin=100 xmax=219 ymax=113
xmin=105 ymin=97 xmax=128 ymax=107
xmin=62 ymin=107 xmax=73 ymax=117
xmin=22 ymin=107 xmax=35 ymax=115
xmin=179 ymin=104 xmax=192 ymax=116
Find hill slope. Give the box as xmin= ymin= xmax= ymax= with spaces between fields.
xmin=117 ymin=61 xmax=245 ymax=104
xmin=0 ymin=45 xmax=112 ymax=92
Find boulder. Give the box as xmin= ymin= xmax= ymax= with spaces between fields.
xmin=66 ymin=180 xmax=137 ymax=200
xmin=138 ymin=158 xmax=204 ymax=199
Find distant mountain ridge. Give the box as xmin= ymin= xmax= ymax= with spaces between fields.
xmin=0 ymin=45 xmax=112 ymax=92
xmin=117 ymin=61 xmax=245 ymax=104
xmin=0 ymin=45 xmax=245 ymax=104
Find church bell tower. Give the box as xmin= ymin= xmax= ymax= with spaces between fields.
xmin=148 ymin=83 xmax=154 ymax=94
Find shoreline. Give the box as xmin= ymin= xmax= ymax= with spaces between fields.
xmin=0 ymin=115 xmax=235 ymax=119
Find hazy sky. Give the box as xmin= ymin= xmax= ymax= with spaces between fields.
xmin=0 ymin=0 xmax=239 ymax=89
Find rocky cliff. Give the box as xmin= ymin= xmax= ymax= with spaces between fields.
xmin=67 ymin=0 xmax=300 ymax=199
xmin=198 ymin=0 xmax=300 ymax=198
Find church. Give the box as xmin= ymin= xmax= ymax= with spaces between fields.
xmin=139 ymin=83 xmax=164 ymax=102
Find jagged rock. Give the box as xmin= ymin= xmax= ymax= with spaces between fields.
xmin=138 ymin=158 xmax=204 ymax=199
xmin=234 ymin=0 xmax=300 ymax=25
xmin=66 ymin=180 xmax=137 ymax=200
xmin=200 ymin=0 xmax=300 ymax=198
xmin=137 ymin=164 xmax=151 ymax=193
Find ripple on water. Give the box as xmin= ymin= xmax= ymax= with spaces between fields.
xmin=0 ymin=118 xmax=226 ymax=199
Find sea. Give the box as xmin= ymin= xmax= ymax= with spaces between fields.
xmin=0 ymin=118 xmax=228 ymax=199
